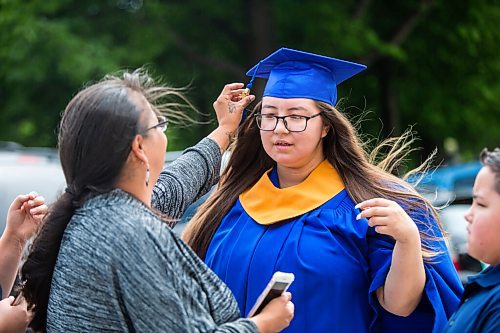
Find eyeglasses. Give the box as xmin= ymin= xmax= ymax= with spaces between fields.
xmin=254 ymin=112 xmax=322 ymax=132
xmin=142 ymin=115 xmax=168 ymax=134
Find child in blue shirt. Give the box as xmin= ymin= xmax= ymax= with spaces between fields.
xmin=443 ymin=148 xmax=500 ymax=333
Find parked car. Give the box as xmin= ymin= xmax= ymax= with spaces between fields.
xmin=0 ymin=142 xmax=185 ymax=234
xmin=414 ymin=161 xmax=482 ymax=206
xmin=0 ymin=142 xmax=65 ymax=233
xmin=414 ymin=161 xmax=484 ymax=283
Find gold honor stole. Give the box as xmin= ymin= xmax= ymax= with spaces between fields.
xmin=239 ymin=160 xmax=345 ymax=225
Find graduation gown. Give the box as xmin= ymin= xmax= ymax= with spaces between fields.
xmin=205 ymin=160 xmax=463 ymax=332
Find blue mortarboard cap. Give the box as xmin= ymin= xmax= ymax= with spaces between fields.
xmin=246 ymin=48 xmax=366 ymax=106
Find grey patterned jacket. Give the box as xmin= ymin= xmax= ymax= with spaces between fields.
xmin=47 ymin=138 xmax=257 ymax=332
xmin=152 ymin=137 xmax=221 ymax=222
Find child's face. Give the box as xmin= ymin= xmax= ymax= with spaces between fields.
xmin=464 ymin=165 xmax=500 ymax=265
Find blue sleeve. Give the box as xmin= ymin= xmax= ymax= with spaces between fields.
xmin=365 ymin=207 xmax=464 ymax=333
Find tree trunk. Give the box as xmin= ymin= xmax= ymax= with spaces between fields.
xmin=378 ymin=58 xmax=401 ymax=136
xmin=248 ymin=0 xmax=274 ymax=97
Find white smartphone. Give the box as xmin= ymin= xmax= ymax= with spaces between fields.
xmin=247 ymin=271 xmax=295 ymax=317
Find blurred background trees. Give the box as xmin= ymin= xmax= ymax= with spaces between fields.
xmin=0 ymin=0 xmax=498 ymax=162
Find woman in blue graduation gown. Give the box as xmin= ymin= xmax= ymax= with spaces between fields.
xmin=183 ymin=48 xmax=463 ymax=332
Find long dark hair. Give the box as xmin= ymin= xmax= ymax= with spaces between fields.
xmin=182 ymin=101 xmax=444 ymax=260
xmin=21 ymin=69 xmax=184 ymax=331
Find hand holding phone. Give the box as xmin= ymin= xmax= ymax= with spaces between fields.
xmin=247 ymin=271 xmax=295 ymax=317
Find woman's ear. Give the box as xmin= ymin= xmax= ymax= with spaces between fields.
xmin=321 ymin=125 xmax=331 ymax=138
xmin=130 ymin=134 xmax=148 ymax=164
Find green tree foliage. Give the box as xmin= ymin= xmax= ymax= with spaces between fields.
xmin=0 ymin=0 xmax=498 ymax=160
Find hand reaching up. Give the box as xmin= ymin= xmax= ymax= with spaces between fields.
xmin=5 ymin=192 xmax=48 ymax=247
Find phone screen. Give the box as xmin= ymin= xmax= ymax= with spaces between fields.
xmin=253 ymin=281 xmax=289 ymax=315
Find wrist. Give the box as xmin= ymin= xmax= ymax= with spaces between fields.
xmin=208 ymin=126 xmax=236 ymax=153
xmin=397 ymin=223 xmax=421 ymax=244
xmin=395 ymin=232 xmax=421 ymax=250
xmin=249 ymin=316 xmax=269 ymax=333
xmin=216 ymin=124 xmax=237 ymax=135
xmin=0 ymin=229 xmax=26 ymax=253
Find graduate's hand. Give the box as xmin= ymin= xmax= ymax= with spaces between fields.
xmin=356 ymin=198 xmax=420 ymax=244
xmin=0 ymin=296 xmax=32 ymax=333
xmin=213 ymin=83 xmax=255 ymax=135
xmin=250 ymin=292 xmax=294 ymax=333
xmin=4 ymin=192 xmax=47 ymax=247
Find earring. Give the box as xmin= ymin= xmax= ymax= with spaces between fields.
xmin=145 ymin=163 xmax=150 ymax=187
